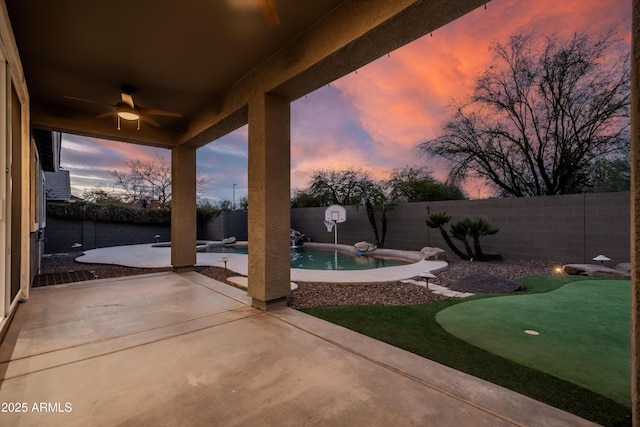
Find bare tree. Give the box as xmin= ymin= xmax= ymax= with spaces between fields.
xmin=111 ymin=155 xmax=209 ymax=208
xmin=420 ymin=29 xmax=630 ymax=197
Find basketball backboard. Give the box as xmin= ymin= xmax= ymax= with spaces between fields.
xmin=324 ymin=204 xmax=346 ymax=223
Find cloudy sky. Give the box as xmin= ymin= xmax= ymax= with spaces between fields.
xmin=61 ymin=0 xmax=631 ymax=203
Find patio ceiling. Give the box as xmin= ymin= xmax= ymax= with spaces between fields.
xmin=6 ymin=0 xmax=487 ymax=148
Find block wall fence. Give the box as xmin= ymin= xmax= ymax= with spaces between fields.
xmin=289 ymin=192 xmax=630 ymax=265
xmin=44 ymin=192 xmax=630 ymax=265
xmin=44 ymin=217 xmax=171 ymax=254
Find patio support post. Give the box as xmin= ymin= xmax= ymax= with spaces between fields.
xmin=171 ymin=145 xmax=197 ymax=272
xmin=632 ymin=0 xmax=639 ymax=424
xmin=247 ymin=92 xmax=291 ymax=310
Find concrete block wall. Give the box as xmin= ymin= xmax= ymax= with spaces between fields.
xmin=201 ymin=210 xmax=248 ymax=241
xmin=44 ymin=192 xmax=630 ymax=265
xmin=291 ymin=192 xmax=630 ymax=265
xmin=44 ymin=217 xmax=170 ymax=254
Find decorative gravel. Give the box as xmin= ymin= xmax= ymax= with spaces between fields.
xmin=39 ymin=253 xmax=559 ymax=309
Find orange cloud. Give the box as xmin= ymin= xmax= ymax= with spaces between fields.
xmin=325 ymin=0 xmax=630 ymax=196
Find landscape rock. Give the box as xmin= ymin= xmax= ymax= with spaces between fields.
xmin=420 ymin=247 xmax=448 ymax=261
xmin=449 ymin=271 xmax=523 ymax=294
xmin=222 ymin=237 xmax=236 ymax=244
xmin=354 ymin=241 xmax=376 ymax=252
xmin=615 ymin=263 xmax=631 ymax=275
xmin=563 ymin=263 xmax=630 ymax=278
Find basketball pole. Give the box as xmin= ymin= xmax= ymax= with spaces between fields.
xmin=334 ymin=221 xmax=338 ymax=245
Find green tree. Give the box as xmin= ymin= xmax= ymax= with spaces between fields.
xmin=386 ymin=166 xmax=466 ymax=202
xmin=420 ymin=29 xmax=630 ymax=197
xmin=82 ymin=185 xmax=127 ymax=205
xmin=297 ymin=167 xmax=393 ymax=247
xmin=306 ymin=168 xmax=366 ymax=206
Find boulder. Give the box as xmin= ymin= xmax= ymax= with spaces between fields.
xmin=354 ymin=241 xmax=376 ymax=252
xmin=420 ymin=247 xmax=448 ymax=261
xmin=222 ymin=237 xmax=237 ymax=244
xmin=450 ymin=271 xmax=522 ymax=294
xmin=615 ymin=263 xmax=631 ymax=275
xmin=563 ymin=264 xmax=630 ymax=278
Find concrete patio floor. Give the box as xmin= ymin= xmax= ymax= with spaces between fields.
xmin=0 ymin=272 xmax=597 ymax=426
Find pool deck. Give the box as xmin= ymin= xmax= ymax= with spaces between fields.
xmin=76 ymin=243 xmax=448 ymax=283
xmin=1 ymin=271 xmax=598 ymax=426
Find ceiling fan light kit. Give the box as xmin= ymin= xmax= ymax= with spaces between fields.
xmin=65 ymin=85 xmax=181 ymax=131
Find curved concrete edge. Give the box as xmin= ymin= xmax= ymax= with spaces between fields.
xmin=76 ymin=243 xmax=448 ymax=284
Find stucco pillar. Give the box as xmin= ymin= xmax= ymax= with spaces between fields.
xmin=247 ymin=92 xmax=291 ymax=310
xmin=171 ymin=146 xmax=197 ymax=272
xmin=632 ymin=1 xmax=639 ymax=424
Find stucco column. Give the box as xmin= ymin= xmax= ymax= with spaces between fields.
xmin=632 ymin=1 xmax=639 ymax=424
xmin=171 ymin=146 xmax=197 ymax=272
xmin=247 ymin=92 xmax=291 ymax=310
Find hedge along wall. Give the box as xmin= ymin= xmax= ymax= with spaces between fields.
xmin=290 ymin=192 xmax=630 ymax=265
xmin=44 ymin=216 xmax=171 ymax=254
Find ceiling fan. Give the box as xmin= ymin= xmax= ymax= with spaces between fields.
xmin=64 ymin=85 xmax=182 ymax=130
xmin=258 ymin=0 xmax=280 ymax=28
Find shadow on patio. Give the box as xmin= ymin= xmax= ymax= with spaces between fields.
xmin=0 ymin=272 xmax=597 ymax=426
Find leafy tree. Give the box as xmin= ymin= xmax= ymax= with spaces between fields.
xmin=587 ymin=156 xmax=630 ymax=193
xmin=420 ymin=30 xmax=630 ymax=197
xmin=357 ymin=177 xmax=394 ymax=248
xmin=386 ymin=166 xmax=466 ymax=202
xmin=296 ymin=167 xmax=393 ymax=247
xmin=82 ymin=185 xmax=127 ymax=205
xmin=305 ymin=168 xmax=367 ymax=206
xmin=290 ymin=188 xmax=322 ymax=208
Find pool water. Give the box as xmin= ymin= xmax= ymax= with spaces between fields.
xmin=205 ymin=245 xmax=409 ymax=270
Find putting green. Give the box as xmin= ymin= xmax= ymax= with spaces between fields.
xmin=436 ymin=279 xmax=630 ymax=405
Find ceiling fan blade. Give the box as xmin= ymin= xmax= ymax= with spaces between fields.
xmin=258 ymin=0 xmax=280 ymax=28
xmin=64 ymin=95 xmax=113 ymax=107
xmin=141 ymin=108 xmax=182 ymax=118
xmin=96 ymin=111 xmax=116 ymax=119
xmin=121 ymin=93 xmax=135 ymax=108
xmin=140 ymin=115 xmax=161 ymax=127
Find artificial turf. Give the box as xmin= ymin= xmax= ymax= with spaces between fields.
xmin=302 ymin=275 xmax=632 ymax=426
xmin=436 ymin=279 xmax=630 ymax=405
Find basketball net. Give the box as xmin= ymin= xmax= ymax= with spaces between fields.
xmin=323 ymin=220 xmax=335 ymax=232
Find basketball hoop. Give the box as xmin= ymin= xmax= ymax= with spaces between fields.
xmin=324 ymin=205 xmax=346 ymax=245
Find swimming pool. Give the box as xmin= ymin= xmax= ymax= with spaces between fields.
xmin=205 ymin=245 xmax=410 ymax=270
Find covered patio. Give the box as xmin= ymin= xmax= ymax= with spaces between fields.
xmin=0 ymin=271 xmax=597 ymax=426
xmin=0 ymin=0 xmax=639 ymax=424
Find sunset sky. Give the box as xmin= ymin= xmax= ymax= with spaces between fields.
xmin=60 ymin=0 xmax=631 ymax=204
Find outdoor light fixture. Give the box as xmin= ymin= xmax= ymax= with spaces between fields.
xmin=116 ymin=102 xmax=140 ymax=130
xmin=116 ymin=102 xmax=139 ymax=120
xmin=592 ymin=254 xmax=611 ymax=264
